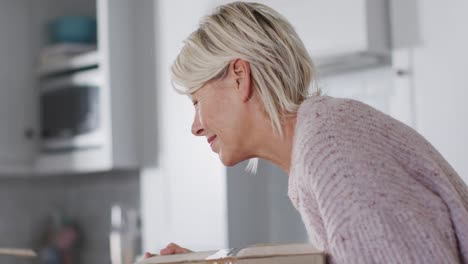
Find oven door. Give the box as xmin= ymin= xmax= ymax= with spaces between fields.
xmin=40 ymin=68 xmax=105 ymax=151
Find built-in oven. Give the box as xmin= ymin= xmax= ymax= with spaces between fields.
xmin=39 ymin=67 xmax=105 ymax=151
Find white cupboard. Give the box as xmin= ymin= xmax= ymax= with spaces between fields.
xmin=0 ymin=0 xmax=39 ymax=173
xmin=0 ymin=0 xmax=157 ymax=174
xmin=211 ymin=0 xmax=392 ymax=75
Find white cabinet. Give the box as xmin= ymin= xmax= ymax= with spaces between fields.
xmin=0 ymin=0 xmax=157 ymax=174
xmin=257 ymin=0 xmax=371 ymax=56
xmin=212 ymin=0 xmax=391 ymax=75
xmin=0 ymin=0 xmax=37 ymax=173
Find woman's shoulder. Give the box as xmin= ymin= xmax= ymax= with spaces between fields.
xmin=292 ymin=95 xmax=407 ymax=166
xmin=294 ymin=95 xmax=343 ymax=143
xmin=298 ymin=95 xmax=374 ymax=119
xmin=296 ymin=95 xmax=398 ymax=134
xmin=294 ymin=95 xmax=434 ymax=165
xmin=296 ymin=95 xmax=369 ymax=134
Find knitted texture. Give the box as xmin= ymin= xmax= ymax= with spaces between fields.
xmin=288 ymin=96 xmax=468 ymax=264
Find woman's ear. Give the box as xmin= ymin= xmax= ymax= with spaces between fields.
xmin=232 ymin=59 xmax=252 ymax=102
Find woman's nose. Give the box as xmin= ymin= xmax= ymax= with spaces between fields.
xmin=191 ymin=117 xmax=205 ymax=136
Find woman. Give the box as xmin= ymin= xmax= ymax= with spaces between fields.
xmin=146 ymin=2 xmax=468 ymax=263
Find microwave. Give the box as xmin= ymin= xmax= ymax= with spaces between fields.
xmin=39 ymin=67 xmax=105 ymax=152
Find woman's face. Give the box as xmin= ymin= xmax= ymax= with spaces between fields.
xmin=190 ymin=60 xmax=253 ymax=166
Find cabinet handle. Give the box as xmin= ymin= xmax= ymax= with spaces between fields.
xmin=395 ymin=69 xmax=411 ymax=76
xmin=24 ymin=129 xmax=35 ymax=139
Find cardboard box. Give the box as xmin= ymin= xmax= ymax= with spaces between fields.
xmin=137 ymin=243 xmax=325 ymax=264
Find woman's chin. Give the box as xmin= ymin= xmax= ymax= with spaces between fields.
xmin=222 ymin=159 xmax=240 ymax=167
xmin=219 ymin=152 xmax=248 ymax=167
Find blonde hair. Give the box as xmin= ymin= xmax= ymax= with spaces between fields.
xmin=171 ymin=1 xmax=319 ymax=172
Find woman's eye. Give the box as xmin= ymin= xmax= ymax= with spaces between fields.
xmin=193 ymin=100 xmax=198 ymax=106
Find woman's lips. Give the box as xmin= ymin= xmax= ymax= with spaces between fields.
xmin=208 ymin=135 xmax=217 ymax=147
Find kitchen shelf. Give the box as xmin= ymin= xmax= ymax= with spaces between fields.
xmin=37 ymin=50 xmax=99 ymax=76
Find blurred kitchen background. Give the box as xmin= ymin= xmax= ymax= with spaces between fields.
xmin=0 ymin=0 xmax=467 ymax=263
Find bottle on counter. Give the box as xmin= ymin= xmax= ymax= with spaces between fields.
xmin=109 ymin=204 xmax=142 ymax=264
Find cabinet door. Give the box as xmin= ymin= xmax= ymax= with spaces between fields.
xmin=0 ymin=0 xmax=36 ymax=173
xmin=212 ymin=0 xmax=368 ymax=57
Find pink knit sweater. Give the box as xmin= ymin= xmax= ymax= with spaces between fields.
xmin=288 ymin=96 xmax=468 ymax=264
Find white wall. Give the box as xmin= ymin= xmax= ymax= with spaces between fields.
xmin=141 ymin=0 xmax=227 ymax=253
xmin=412 ymin=1 xmax=468 ymax=182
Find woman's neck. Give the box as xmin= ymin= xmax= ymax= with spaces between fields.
xmin=253 ymin=114 xmax=297 ymax=175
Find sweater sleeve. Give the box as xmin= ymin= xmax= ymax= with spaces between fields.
xmin=313 ymin=141 xmax=462 ymax=264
